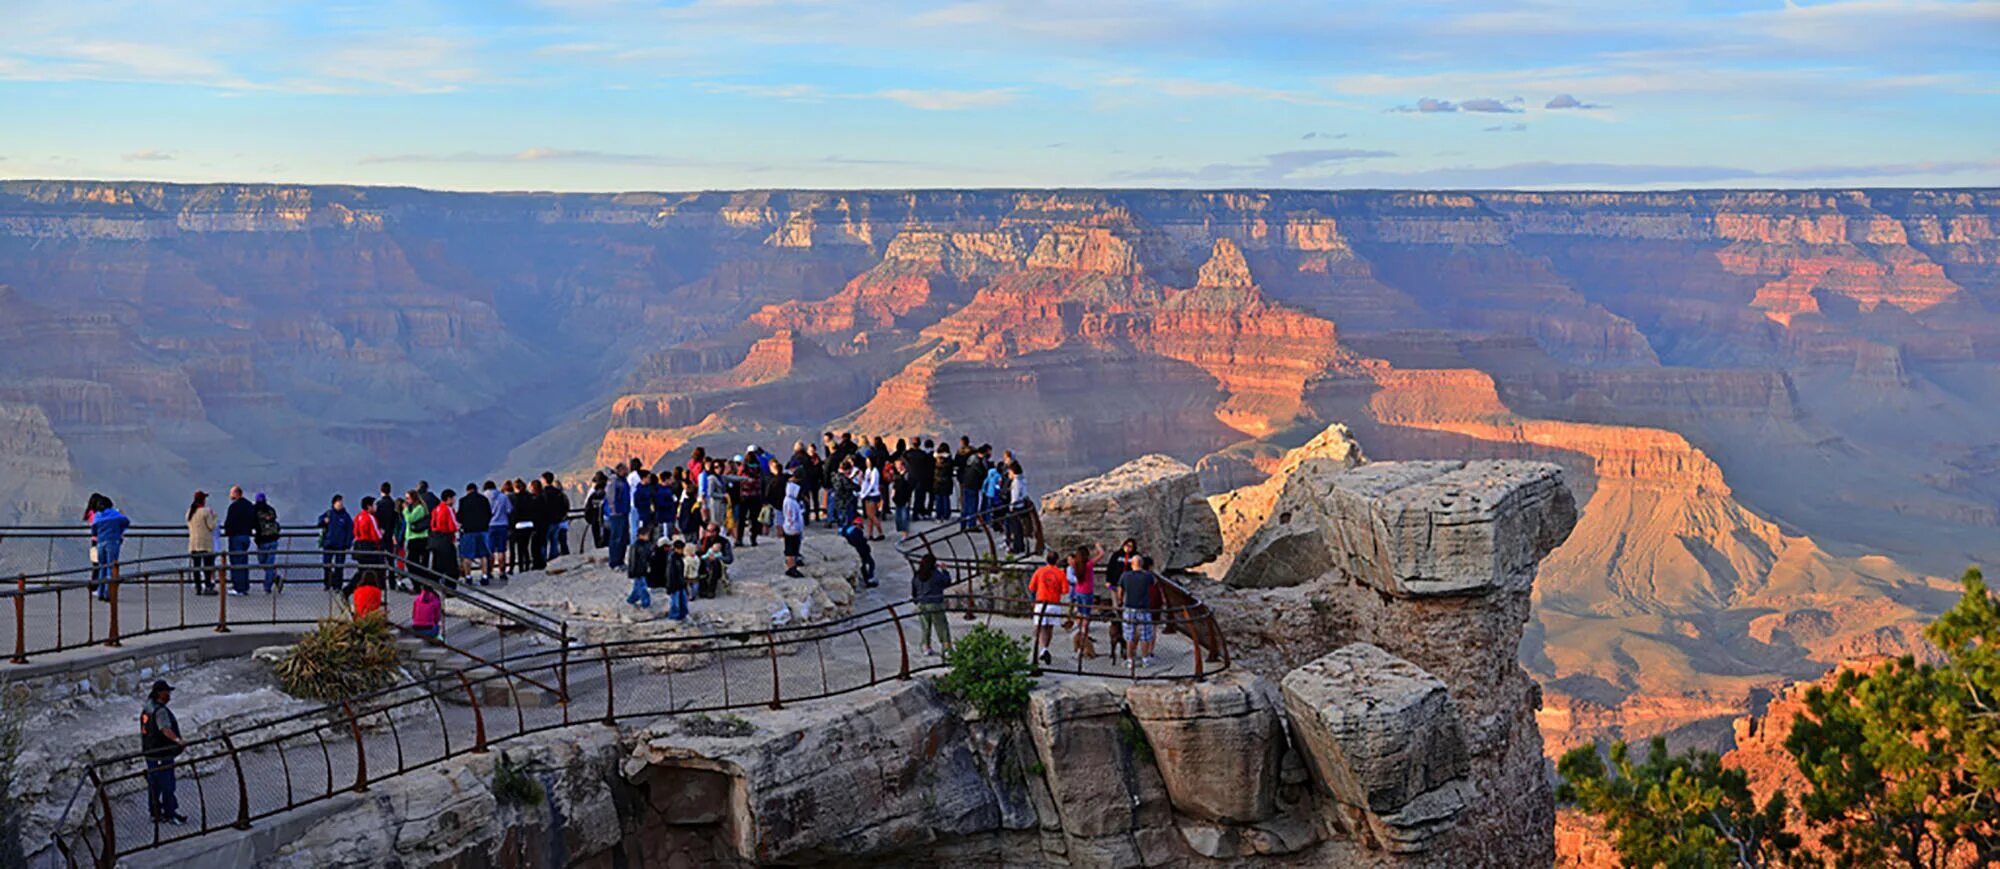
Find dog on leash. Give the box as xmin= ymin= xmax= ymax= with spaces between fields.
xmin=1070 ymin=621 xmax=1097 ymax=659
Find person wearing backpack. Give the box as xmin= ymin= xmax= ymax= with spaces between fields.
xmin=222 ymin=487 xmax=256 ymax=596
xmin=315 ymin=494 xmax=354 ymax=592
xmin=89 ymin=496 xmax=131 ymax=602
xmin=253 ymin=493 xmax=283 ymax=593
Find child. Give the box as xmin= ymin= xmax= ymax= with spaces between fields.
xmin=839 ymin=515 xmax=876 ymax=588
xmin=411 ymin=586 xmax=442 ymax=638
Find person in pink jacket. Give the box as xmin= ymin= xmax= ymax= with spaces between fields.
xmin=411 ymin=587 xmax=442 ymax=638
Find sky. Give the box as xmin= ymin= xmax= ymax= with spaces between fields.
xmin=1 ymin=0 xmax=1997 ymax=192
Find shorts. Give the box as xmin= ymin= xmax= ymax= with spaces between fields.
xmin=1121 ymin=609 xmax=1155 ymax=644
xmin=783 ymin=533 xmax=802 ymax=557
xmin=1034 ymin=601 xmax=1066 ymax=628
xmin=459 ymin=532 xmax=492 ymax=560
xmin=1068 ymin=592 xmax=1095 ymax=617
xmin=488 ymin=527 xmax=509 ymax=554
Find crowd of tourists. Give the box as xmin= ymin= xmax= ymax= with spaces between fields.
xmin=100 ymin=432 xmax=1199 ymax=826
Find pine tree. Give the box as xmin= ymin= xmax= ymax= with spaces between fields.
xmin=1557 ymin=736 xmax=1802 ymax=867
xmin=1784 ymin=567 xmax=2000 ymax=868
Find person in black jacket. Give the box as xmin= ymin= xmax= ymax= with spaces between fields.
xmin=957 ymin=447 xmax=988 ymax=529
xmin=253 ymin=493 xmax=283 ymax=593
xmin=931 ymin=442 xmax=954 ymax=521
xmin=457 ymin=482 xmax=494 ymax=584
xmin=540 ymin=472 xmax=571 ymax=564
xmin=906 ymin=442 xmax=934 ymax=521
xmin=649 ymin=537 xmax=689 ymax=621
xmin=222 ymin=486 xmax=257 ymax=596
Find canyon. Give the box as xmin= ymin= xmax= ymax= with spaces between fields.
xmin=1 ymin=182 xmax=1996 ymax=754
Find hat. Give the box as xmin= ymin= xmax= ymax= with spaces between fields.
xmin=149 ymin=679 xmax=173 ymax=695
xmin=255 ymin=492 xmax=267 ymax=503
xmin=732 ymin=454 xmax=744 ymax=462
xmin=747 ymin=443 xmax=759 ymax=452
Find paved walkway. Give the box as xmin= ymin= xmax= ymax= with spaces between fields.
xmin=34 ymin=517 xmax=1214 ymax=868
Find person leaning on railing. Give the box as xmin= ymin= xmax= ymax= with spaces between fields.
xmin=912 ymin=553 xmax=952 ymax=657
xmin=186 ymin=491 xmax=219 ymax=596
xmin=89 ymin=495 xmax=130 ymax=601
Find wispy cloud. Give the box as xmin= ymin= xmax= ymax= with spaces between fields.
xmin=875 ymin=88 xmax=1018 ymax=110
xmin=1393 ymin=96 xmax=1522 ymax=114
xmin=1483 ymin=123 xmax=1527 ymax=133
xmin=1544 ymin=93 xmax=1607 ymax=110
xmin=360 ymin=148 xmax=669 ymax=165
xmin=1119 ymin=148 xmax=1394 ymax=185
xmin=121 ymin=149 xmax=175 ymax=161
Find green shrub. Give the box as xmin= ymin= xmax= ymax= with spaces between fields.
xmin=1117 ymin=715 xmax=1153 ymax=764
xmin=937 ymin=625 xmax=1036 ymax=718
xmin=680 ymin=713 xmax=756 ymax=738
xmin=272 ymin=612 xmax=402 ymax=701
xmin=492 ymin=753 xmax=546 ymax=807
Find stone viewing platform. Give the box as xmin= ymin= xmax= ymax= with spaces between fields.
xmin=7 ymin=432 xmax=1575 ymax=868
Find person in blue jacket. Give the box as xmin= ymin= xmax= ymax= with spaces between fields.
xmin=605 ymin=463 xmax=631 ymax=570
xmin=634 ymin=471 xmax=662 ymax=541
xmin=839 ymin=514 xmax=876 ymax=588
xmin=90 ymin=495 xmax=131 ymax=600
xmin=315 ymin=495 xmax=354 ymax=591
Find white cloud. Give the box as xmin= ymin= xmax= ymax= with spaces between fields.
xmin=874 ymin=88 xmax=1019 ymax=110
xmin=121 ymin=149 xmax=175 ymax=161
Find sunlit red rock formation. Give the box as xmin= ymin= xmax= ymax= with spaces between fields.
xmin=2 ymin=182 xmax=1996 ymax=752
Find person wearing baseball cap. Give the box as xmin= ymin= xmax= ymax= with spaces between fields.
xmin=140 ymin=679 xmax=189 ymax=824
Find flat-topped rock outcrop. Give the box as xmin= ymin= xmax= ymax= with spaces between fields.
xmin=1039 ymin=453 xmax=1223 ymax=571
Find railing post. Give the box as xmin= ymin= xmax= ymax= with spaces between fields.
xmin=766 ymin=632 xmax=783 ymax=710
xmin=215 ymin=567 xmax=230 ymax=633
xmin=87 ymin=766 xmax=115 ymax=868
xmin=599 ymin=645 xmax=616 ymax=726
xmin=220 ymin=733 xmax=252 ymax=829
xmin=11 ymin=574 xmax=25 ymax=664
xmin=886 ymin=603 xmax=911 ymax=680
xmin=1187 ymin=607 xmax=1205 ymax=680
xmin=457 ymin=672 xmax=488 ymax=753
xmin=341 ymin=702 xmax=369 ymax=792
xmin=104 ymin=565 xmax=120 ymax=648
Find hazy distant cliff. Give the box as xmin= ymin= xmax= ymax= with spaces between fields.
xmin=1 ymin=181 xmax=1995 ymax=750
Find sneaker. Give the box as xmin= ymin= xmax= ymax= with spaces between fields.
xmin=784 ymin=568 xmax=804 ymax=578
xmin=1038 ymin=650 xmax=1052 ymax=666
xmin=228 ymin=589 xmax=248 ymax=597
xmin=169 ymin=813 xmax=189 ymax=825
xmin=1142 ymin=656 xmax=1155 ymax=668
xmin=921 ymin=646 xmax=934 ymax=657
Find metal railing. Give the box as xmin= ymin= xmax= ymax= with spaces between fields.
xmin=27 ymin=501 xmax=1232 ymax=868
xmin=44 ymin=589 xmax=1226 ymax=868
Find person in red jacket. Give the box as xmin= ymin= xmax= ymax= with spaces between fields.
xmin=350 ymin=497 xmax=383 ymax=594
xmin=428 ymin=489 xmax=461 ymax=581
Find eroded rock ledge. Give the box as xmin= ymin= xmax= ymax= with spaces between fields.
xmin=261 ymin=453 xmax=1574 ymax=869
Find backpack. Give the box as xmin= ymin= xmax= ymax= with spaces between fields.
xmin=255 ymin=505 xmax=281 ymax=540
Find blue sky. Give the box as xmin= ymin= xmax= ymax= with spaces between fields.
xmin=1 ymin=0 xmax=1996 ymax=191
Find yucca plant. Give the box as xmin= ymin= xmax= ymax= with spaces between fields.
xmin=272 ymin=612 xmax=403 ymax=701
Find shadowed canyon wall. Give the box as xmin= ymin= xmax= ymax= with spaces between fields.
xmin=1 ymin=182 xmax=1995 ymax=750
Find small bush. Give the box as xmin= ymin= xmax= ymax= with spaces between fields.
xmin=272 ymin=612 xmax=402 ymax=701
xmin=493 ymin=753 xmax=545 ymax=807
xmin=937 ymin=625 xmax=1036 ymax=718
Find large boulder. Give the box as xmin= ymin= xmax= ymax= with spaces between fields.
xmin=1224 ymin=459 xmax=1574 ymax=593
xmin=1040 ymin=454 xmax=1222 ymax=571
xmin=1207 ymin=423 xmax=1368 ymax=577
xmin=1123 ymin=671 xmax=1287 ymax=825
xmin=629 ymin=680 xmax=1005 ymax=864
xmin=1281 ymin=643 xmax=1472 ymax=854
xmin=1026 ymin=681 xmax=1178 ymax=868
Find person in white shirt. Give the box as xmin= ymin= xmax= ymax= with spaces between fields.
xmin=859 ymin=455 xmax=884 ymax=541
xmin=625 ymin=458 xmax=644 ymax=543
xmin=781 ymin=480 xmax=805 ymax=578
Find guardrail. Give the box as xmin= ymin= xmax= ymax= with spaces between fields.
xmin=28 ymin=501 xmax=1232 ymax=868
xmin=45 ymin=590 xmax=1225 ymax=868
xmin=0 ymin=547 xmax=567 ymax=665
